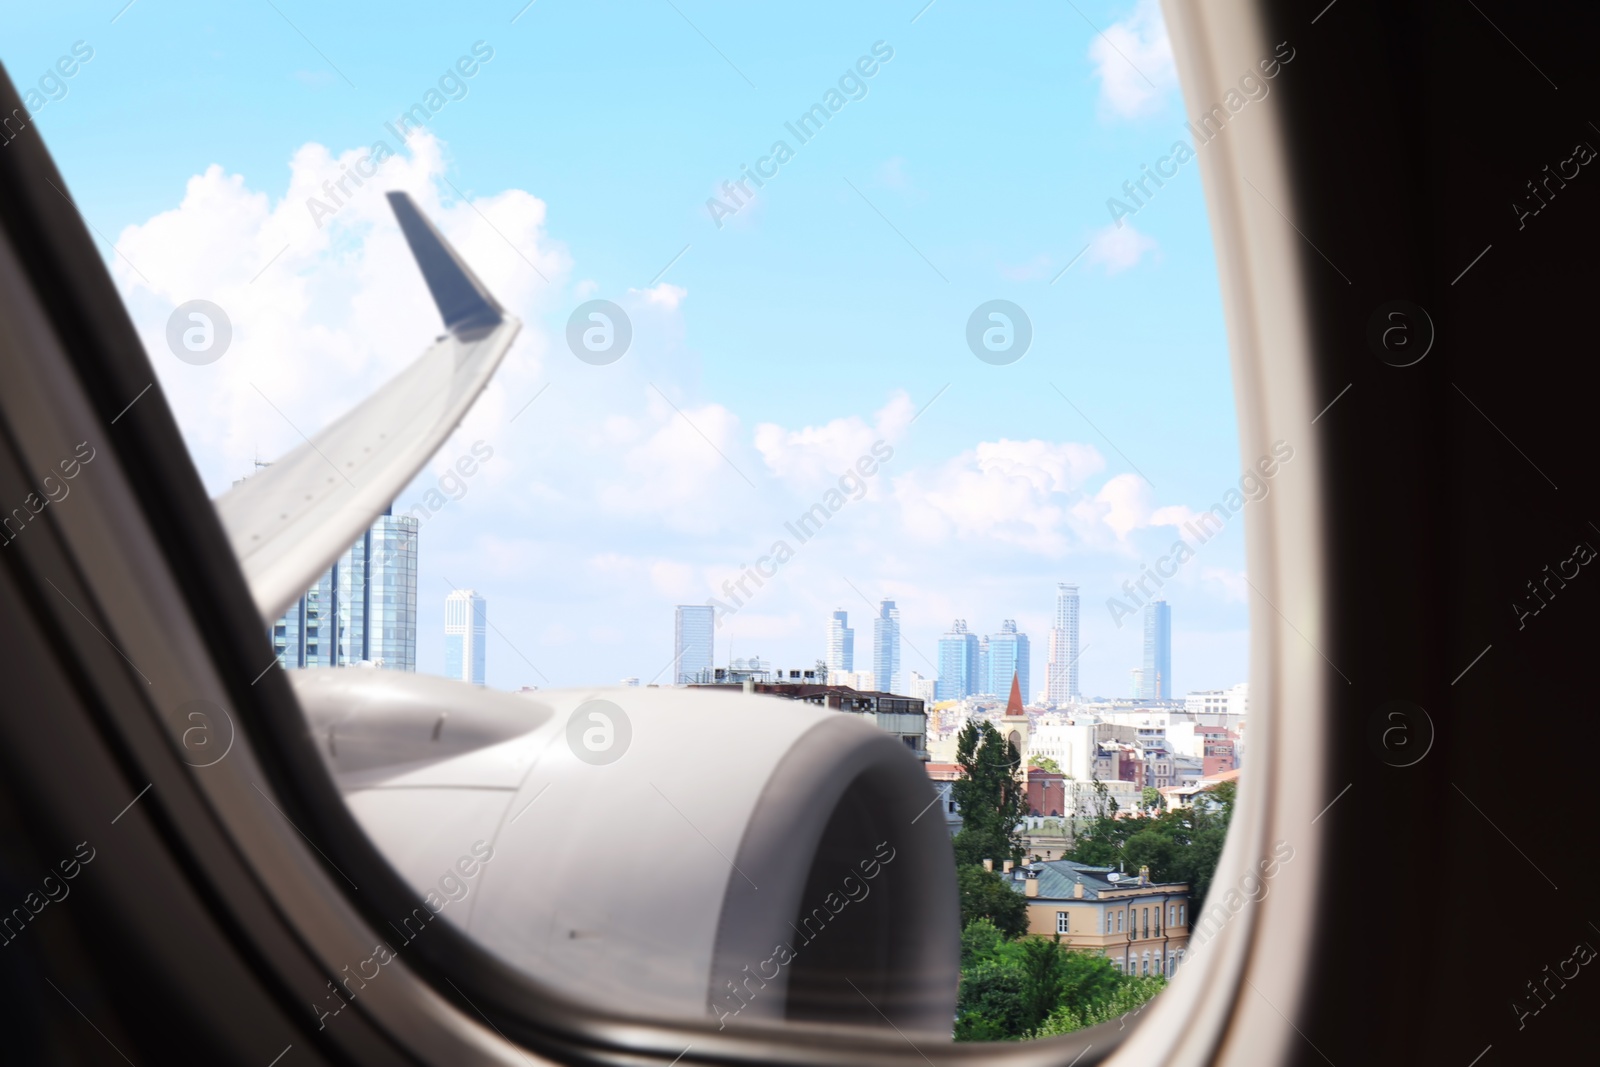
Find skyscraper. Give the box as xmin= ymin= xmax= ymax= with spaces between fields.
xmin=827 ymin=609 xmax=855 ymax=672
xmin=1141 ymin=599 xmax=1172 ymax=700
xmin=977 ymin=636 xmax=990 ymax=695
xmin=1047 ymin=582 xmax=1081 ymax=704
xmin=873 ymin=599 xmax=901 ymax=695
xmin=987 ymin=620 xmax=1030 ymax=702
xmin=674 ymin=604 xmax=715 ymax=684
xmin=271 ymin=508 xmax=418 ymax=670
xmin=937 ymin=619 xmax=981 ymax=700
xmin=444 ymin=589 xmax=487 ymax=686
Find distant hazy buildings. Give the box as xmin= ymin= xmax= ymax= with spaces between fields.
xmin=1047 ymin=583 xmax=1081 ymax=704
xmin=272 ymin=508 xmax=418 ymax=670
xmin=674 ymin=604 xmax=715 ymax=685
xmin=937 ymin=619 xmax=981 ymax=700
xmin=827 ymin=609 xmax=855 ymax=672
xmin=1185 ymin=683 xmax=1248 ymax=719
xmin=874 ymin=599 xmax=902 ymax=695
xmin=444 ymin=589 xmax=487 ymax=686
xmin=1141 ymin=600 xmax=1172 ymax=700
xmin=910 ymin=671 xmax=937 ymax=705
xmin=829 ymin=669 xmax=876 ymax=690
xmin=988 ymin=620 xmax=1030 ymax=702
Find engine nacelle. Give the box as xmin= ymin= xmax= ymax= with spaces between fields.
xmin=293 ymin=669 xmax=960 ymax=1035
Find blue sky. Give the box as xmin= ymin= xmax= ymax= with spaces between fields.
xmin=3 ymin=0 xmax=1258 ymax=698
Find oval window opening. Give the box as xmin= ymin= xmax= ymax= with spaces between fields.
xmin=27 ymin=0 xmax=1263 ymax=1047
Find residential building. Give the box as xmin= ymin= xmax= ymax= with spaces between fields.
xmin=271 ymin=507 xmax=418 ymax=670
xmin=1141 ymin=600 xmax=1172 ymax=700
xmin=1024 ymin=771 xmax=1140 ymax=819
xmin=689 ymin=656 xmax=773 ymax=685
xmin=1200 ymin=725 xmax=1238 ymax=776
xmin=444 ymin=589 xmax=487 ymax=686
xmin=923 ymin=763 xmax=965 ymax=837
xmin=874 ymin=599 xmax=902 ymax=695
xmin=826 ymin=609 xmax=854 ymax=672
xmin=988 ymin=620 xmax=1030 ymax=700
xmin=741 ymin=683 xmax=928 ymax=758
xmin=937 ymin=619 xmax=980 ymax=700
xmin=1029 ymin=722 xmax=1138 ymax=781
xmin=1162 ymin=767 xmax=1242 ymax=810
xmin=1046 ymin=583 xmax=1081 ymax=703
xmin=1184 ymin=682 xmax=1249 ymax=721
xmin=828 ymin=669 xmax=875 ymax=690
xmin=909 ymin=671 xmax=937 ymax=705
xmin=1006 ymin=860 xmax=1190 ymax=977
xmin=673 ymin=604 xmax=715 ymax=685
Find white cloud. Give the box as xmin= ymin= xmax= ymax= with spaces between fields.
xmin=111 ymin=131 xmax=569 ymax=496
xmin=633 ymin=282 xmax=687 ymax=310
xmin=1087 ymin=221 xmax=1159 ymax=273
xmin=1093 ymin=472 xmax=1154 ymax=538
xmin=753 ymin=392 xmax=914 ymax=491
xmin=594 ymin=389 xmax=751 ymax=534
xmin=1090 ymin=0 xmax=1178 ymax=119
xmin=892 ymin=439 xmax=1109 ymax=555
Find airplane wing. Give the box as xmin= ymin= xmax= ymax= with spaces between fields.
xmin=213 ymin=192 xmax=521 ymax=623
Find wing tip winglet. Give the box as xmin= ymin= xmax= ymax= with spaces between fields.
xmin=387 ymin=191 xmax=505 ymax=337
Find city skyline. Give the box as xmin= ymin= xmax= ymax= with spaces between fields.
xmin=678 ymin=584 xmax=1203 ymax=704
xmin=41 ymin=3 xmax=1248 ymax=695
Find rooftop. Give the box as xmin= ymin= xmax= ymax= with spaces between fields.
xmin=1005 ymin=858 xmax=1189 ymax=901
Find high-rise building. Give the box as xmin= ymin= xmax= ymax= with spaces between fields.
xmin=827 ymin=609 xmax=855 ymax=672
xmin=987 ymin=620 xmax=1030 ymax=702
xmin=1141 ymin=599 xmax=1172 ymax=700
xmin=937 ymin=619 xmax=981 ymax=700
xmin=977 ymin=636 xmax=990 ymax=695
xmin=674 ymin=605 xmax=715 ymax=685
xmin=444 ymin=589 xmax=487 ymax=686
xmin=271 ymin=508 xmax=418 ymax=670
xmin=909 ymin=671 xmax=937 ymax=705
xmin=1047 ymin=583 xmax=1081 ymax=704
xmin=873 ymin=599 xmax=901 ymax=695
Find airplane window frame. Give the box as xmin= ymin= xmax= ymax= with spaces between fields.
xmin=0 ymin=0 xmax=1327 ymax=1061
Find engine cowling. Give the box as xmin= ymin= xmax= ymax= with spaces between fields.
xmin=292 ymin=669 xmax=960 ymax=1035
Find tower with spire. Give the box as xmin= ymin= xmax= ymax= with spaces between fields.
xmin=1001 ymin=669 xmax=1030 ymax=783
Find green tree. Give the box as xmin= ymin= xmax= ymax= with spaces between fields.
xmin=954 ymin=960 xmax=1028 ymax=1041
xmin=951 ymin=720 xmax=1025 ymax=867
xmin=1029 ymin=755 xmax=1063 ymax=774
xmin=954 ymin=930 xmax=1144 ymax=1042
xmin=1063 ymin=778 xmax=1239 ymax=911
xmin=1141 ymin=785 xmax=1164 ymax=812
xmin=956 ymin=864 xmax=1028 ymax=939
xmin=1031 ymin=976 xmax=1167 ymax=1037
xmin=960 ymin=918 xmax=1005 ymax=968
xmin=1018 ymin=935 xmax=1071 ymax=1033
